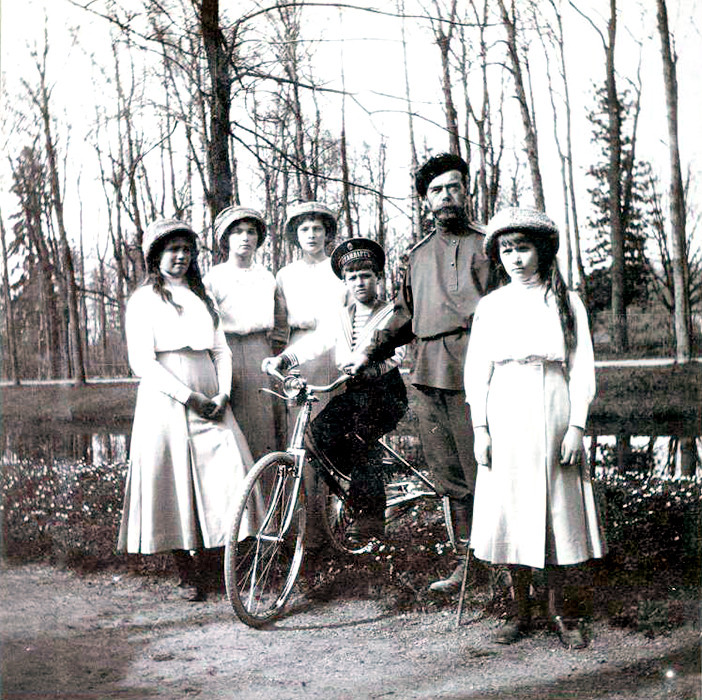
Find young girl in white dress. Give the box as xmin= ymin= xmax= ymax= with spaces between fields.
xmin=118 ymin=219 xmax=254 ymax=601
xmin=275 ymin=201 xmax=347 ymax=547
xmin=204 ymin=206 xmax=287 ymax=460
xmin=465 ymin=207 xmax=606 ymax=647
xmin=275 ymin=200 xmax=347 ymax=416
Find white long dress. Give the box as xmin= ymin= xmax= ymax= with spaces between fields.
xmin=117 ymin=283 xmax=254 ymax=554
xmin=275 ymin=257 xmax=347 ymax=424
xmin=465 ymin=282 xmax=606 ymax=569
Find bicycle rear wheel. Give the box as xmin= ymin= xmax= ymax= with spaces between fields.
xmin=225 ymin=452 xmax=306 ymax=628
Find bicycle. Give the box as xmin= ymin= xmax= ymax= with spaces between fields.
xmin=223 ymin=367 xmax=445 ymax=628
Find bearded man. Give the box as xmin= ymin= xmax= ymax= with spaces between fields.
xmin=349 ymin=153 xmax=492 ymax=592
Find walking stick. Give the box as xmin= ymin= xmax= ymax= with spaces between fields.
xmin=455 ymin=548 xmax=471 ymax=627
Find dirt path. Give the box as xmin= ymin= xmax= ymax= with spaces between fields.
xmin=1 ymin=563 xmax=699 ymax=700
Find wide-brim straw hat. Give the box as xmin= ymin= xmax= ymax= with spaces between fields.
xmin=330 ymin=237 xmax=385 ymax=279
xmin=284 ymin=201 xmax=337 ymax=241
xmin=214 ymin=206 xmax=266 ymax=249
xmin=484 ymin=207 xmax=559 ymax=260
xmin=142 ymin=218 xmax=198 ymax=266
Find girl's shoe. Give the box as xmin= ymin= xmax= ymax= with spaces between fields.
xmin=553 ymin=615 xmax=588 ymax=649
xmin=492 ymin=618 xmax=530 ymax=644
xmin=176 ymin=580 xmax=207 ymax=602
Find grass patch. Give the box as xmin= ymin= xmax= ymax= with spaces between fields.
xmin=2 ymin=366 xmax=699 ymax=438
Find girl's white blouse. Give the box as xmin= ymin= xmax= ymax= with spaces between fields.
xmin=465 ymin=283 xmax=595 ymax=429
xmin=126 ymin=283 xmax=232 ymax=405
xmin=276 ymin=258 xmax=346 ymax=331
xmin=204 ymin=262 xmax=277 ymax=334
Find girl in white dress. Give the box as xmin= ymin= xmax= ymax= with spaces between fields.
xmin=117 ymin=219 xmax=254 ymax=601
xmin=205 ymin=206 xmax=287 ymax=460
xmin=465 ymin=207 xmax=606 ymax=647
xmin=275 ymin=201 xmax=347 ymax=547
xmin=275 ymin=201 xmax=347 ymax=413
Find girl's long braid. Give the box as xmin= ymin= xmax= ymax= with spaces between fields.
xmin=186 ymin=264 xmax=219 ymax=327
xmin=545 ymin=263 xmax=576 ymax=359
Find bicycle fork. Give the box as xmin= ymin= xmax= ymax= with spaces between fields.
xmin=244 ymin=455 xmax=305 ymax=609
xmin=257 ymin=453 xmax=305 ymax=544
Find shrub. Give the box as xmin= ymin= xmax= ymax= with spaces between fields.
xmin=595 ymin=467 xmax=701 ymax=583
xmin=1 ymin=459 xmax=127 ymax=566
xmin=1 ymin=457 xmax=700 ymax=631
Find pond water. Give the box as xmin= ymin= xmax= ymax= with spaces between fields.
xmin=1 ymin=419 xmax=699 ymax=476
xmin=2 ymin=422 xmax=129 ymax=464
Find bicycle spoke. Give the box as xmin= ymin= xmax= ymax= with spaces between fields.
xmin=225 ymin=453 xmax=306 ymax=627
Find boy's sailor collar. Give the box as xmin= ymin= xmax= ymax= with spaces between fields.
xmin=346 ymin=297 xmax=385 ymax=315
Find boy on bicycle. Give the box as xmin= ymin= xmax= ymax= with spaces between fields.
xmin=262 ymin=238 xmax=408 ymax=540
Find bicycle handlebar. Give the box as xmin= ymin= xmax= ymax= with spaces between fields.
xmin=265 ymin=365 xmax=350 ymax=397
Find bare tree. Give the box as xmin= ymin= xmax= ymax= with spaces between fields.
xmin=339 ymin=58 xmax=354 ymax=238
xmin=655 ymin=0 xmax=692 ymax=362
xmin=571 ymin=0 xmax=628 ymax=352
xmin=27 ymin=40 xmax=86 ymax=383
xmin=270 ymin=4 xmax=314 ymax=201
xmin=647 ymin=171 xmax=702 ymax=317
xmin=425 ymin=0 xmax=461 ymax=156
xmin=0 ymin=211 xmax=20 ymax=384
xmin=462 ymin=0 xmax=504 ymax=223
xmin=496 ymin=0 xmax=546 ymax=211
xmin=200 ymin=0 xmax=235 ymax=218
xmin=398 ymin=0 xmax=421 ymax=241
xmin=9 ymin=144 xmax=62 ymax=379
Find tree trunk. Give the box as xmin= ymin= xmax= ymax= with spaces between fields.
xmin=340 ymin=120 xmax=353 ymax=238
xmin=497 ymin=0 xmax=546 ymax=211
xmin=200 ymin=0 xmax=234 ymax=219
xmin=656 ymin=0 xmax=692 ymax=365
xmin=605 ymin=0 xmax=628 ymax=353
xmin=398 ymin=0 xmax=421 ymax=241
xmin=433 ymin=0 xmax=461 ymax=156
xmin=0 ymin=213 xmax=20 ymax=384
xmin=34 ymin=48 xmax=86 ymax=384
xmin=554 ymin=1 xmax=586 ymax=293
xmin=340 ymin=64 xmax=353 ymax=238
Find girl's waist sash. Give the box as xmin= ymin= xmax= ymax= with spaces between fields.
xmin=494 ymin=356 xmax=566 ymax=372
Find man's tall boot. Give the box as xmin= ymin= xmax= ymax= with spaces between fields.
xmin=429 ymin=495 xmax=473 ymax=593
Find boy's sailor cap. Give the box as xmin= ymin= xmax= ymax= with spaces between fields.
xmin=331 ymin=237 xmax=385 ymax=279
xmin=484 ymin=207 xmax=559 ymax=259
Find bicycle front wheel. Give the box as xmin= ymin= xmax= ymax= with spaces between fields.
xmin=224 ymin=452 xmax=306 ymax=628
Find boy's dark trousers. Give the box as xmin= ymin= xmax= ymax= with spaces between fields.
xmin=308 ymin=368 xmax=407 ymax=523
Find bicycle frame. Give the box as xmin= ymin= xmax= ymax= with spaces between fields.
xmin=263 ymin=369 xmax=350 ymax=537
xmin=264 ymin=368 xmax=449 ymax=547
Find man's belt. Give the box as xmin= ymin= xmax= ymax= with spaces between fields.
xmin=418 ymin=319 xmax=473 ymax=343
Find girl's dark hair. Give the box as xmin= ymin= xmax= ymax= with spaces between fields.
xmin=145 ymin=234 xmax=220 ymax=327
xmin=495 ymin=231 xmax=576 ymax=357
xmin=285 ymin=213 xmax=337 ymax=248
xmin=217 ymin=218 xmax=265 ymax=262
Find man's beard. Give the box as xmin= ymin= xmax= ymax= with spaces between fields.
xmin=433 ymin=205 xmax=465 ymax=227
